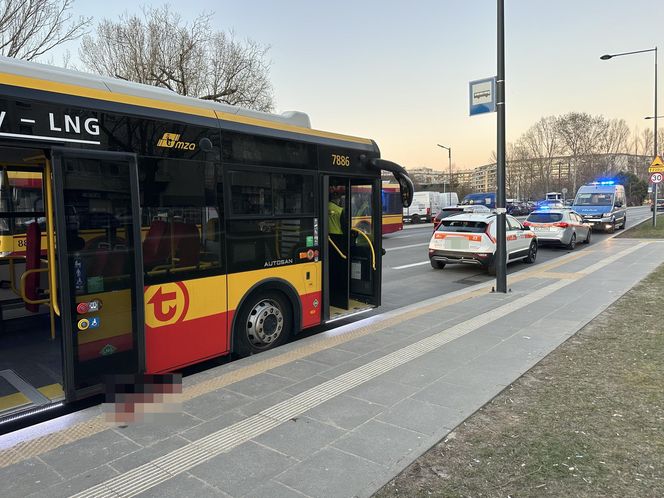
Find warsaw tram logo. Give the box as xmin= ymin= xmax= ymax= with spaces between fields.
xmin=156 ymin=132 xmax=196 ymax=150
xmin=146 ymin=282 xmax=190 ymax=328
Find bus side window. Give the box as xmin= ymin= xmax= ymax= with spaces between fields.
xmin=139 ymin=158 xmax=224 ymax=283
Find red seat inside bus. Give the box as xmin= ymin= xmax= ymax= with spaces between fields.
xmin=172 ymin=221 xmax=200 ymax=267
xmin=143 ymin=220 xmax=170 ymax=268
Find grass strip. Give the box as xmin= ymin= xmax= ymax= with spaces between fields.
xmin=617 ymin=214 xmax=664 ymax=239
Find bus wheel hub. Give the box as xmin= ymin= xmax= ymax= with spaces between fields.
xmin=247 ymin=299 xmax=283 ymax=346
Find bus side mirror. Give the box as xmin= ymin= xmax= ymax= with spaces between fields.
xmin=363 ymin=156 xmax=414 ymax=208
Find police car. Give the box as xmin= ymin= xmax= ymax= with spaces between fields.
xmin=428 ymin=213 xmax=538 ymax=275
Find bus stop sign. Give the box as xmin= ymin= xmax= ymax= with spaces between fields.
xmin=469 ymin=77 xmax=496 ymax=116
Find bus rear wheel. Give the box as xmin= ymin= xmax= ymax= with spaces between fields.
xmin=234 ymin=291 xmax=292 ymax=357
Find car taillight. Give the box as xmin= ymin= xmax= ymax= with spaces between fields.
xmin=553 ymin=222 xmax=569 ymax=228
xmin=523 ymin=221 xmax=531 ymax=227
xmin=485 ymin=222 xmax=496 ymax=243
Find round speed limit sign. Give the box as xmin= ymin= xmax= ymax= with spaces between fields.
xmin=651 ymin=172 xmax=663 ymax=184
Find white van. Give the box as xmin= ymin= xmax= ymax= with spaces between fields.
xmin=439 ymin=192 xmax=459 ymax=208
xmin=403 ymin=191 xmax=443 ymax=223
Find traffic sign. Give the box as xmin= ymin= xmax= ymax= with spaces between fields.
xmin=469 ymin=77 xmax=496 ymax=116
xmin=650 ymin=172 xmax=663 ymax=184
xmin=562 ymin=187 xmax=568 ymax=194
xmin=649 ymin=155 xmax=664 ymax=173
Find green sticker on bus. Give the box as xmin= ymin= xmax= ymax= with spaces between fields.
xmin=87 ymin=276 xmax=104 ymax=293
xmin=306 ymin=236 xmax=314 ymax=247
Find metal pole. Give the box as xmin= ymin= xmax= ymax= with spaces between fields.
xmin=447 ymin=147 xmax=452 ymax=200
xmin=495 ymin=0 xmax=507 ymax=293
xmin=653 ymin=47 xmax=658 ymax=227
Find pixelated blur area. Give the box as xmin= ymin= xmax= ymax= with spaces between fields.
xmin=102 ymin=374 xmax=183 ymax=425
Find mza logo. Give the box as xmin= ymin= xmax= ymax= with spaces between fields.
xmin=146 ymin=282 xmax=190 ymax=328
xmin=156 ymin=133 xmax=196 ymax=150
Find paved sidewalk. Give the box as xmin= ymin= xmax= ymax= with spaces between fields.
xmin=1 ymin=237 xmax=663 ymax=498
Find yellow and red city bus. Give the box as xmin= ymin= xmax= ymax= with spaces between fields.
xmin=350 ymin=184 xmax=403 ymax=235
xmin=381 ymin=184 xmax=404 ymax=234
xmin=0 ymin=57 xmax=412 ymax=424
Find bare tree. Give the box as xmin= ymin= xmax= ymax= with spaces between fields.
xmin=79 ymin=6 xmax=274 ymax=112
xmin=556 ymin=112 xmax=597 ymax=192
xmin=523 ymin=116 xmax=561 ymax=194
xmin=0 ymin=0 xmax=90 ymax=61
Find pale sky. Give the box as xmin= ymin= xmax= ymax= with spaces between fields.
xmin=54 ymin=1 xmax=663 ymax=171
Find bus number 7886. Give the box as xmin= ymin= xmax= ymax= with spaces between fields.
xmin=331 ymin=154 xmax=350 ymax=167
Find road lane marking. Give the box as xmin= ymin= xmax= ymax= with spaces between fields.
xmin=392 ymin=261 xmax=430 ymax=270
xmin=389 ymin=234 xmax=418 ymax=239
xmin=387 ymin=242 xmax=429 ymax=251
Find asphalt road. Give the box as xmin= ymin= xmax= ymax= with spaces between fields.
xmin=376 ymin=206 xmax=653 ymax=314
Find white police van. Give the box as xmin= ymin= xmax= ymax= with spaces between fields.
xmin=571 ymin=181 xmax=626 ymax=233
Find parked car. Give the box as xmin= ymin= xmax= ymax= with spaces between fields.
xmin=651 ymin=199 xmax=664 ymax=212
xmin=428 ymin=212 xmax=538 ymax=275
xmin=432 ymin=204 xmax=491 ymax=231
xmin=507 ymin=202 xmax=529 ymax=216
xmin=524 ymin=209 xmax=591 ymax=249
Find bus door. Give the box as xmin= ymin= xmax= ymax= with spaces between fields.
xmin=349 ymin=178 xmax=380 ymax=307
xmin=0 ymin=146 xmax=64 ymax=420
xmin=52 ymin=149 xmax=144 ymax=398
xmin=324 ymin=176 xmax=380 ymax=321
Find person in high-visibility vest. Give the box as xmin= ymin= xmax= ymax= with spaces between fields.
xmin=329 ymin=194 xmax=344 ymax=235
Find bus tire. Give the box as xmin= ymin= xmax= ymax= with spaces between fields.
xmin=233 ymin=291 xmax=292 ymax=357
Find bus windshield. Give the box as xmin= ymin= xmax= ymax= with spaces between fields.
xmin=382 ymin=188 xmax=402 ymax=215
xmin=574 ymin=193 xmax=614 ymax=206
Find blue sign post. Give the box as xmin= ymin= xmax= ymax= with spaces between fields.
xmin=469 ymin=77 xmax=497 ymax=116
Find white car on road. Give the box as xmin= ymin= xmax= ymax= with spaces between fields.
xmin=524 ymin=209 xmax=591 ymax=249
xmin=428 ymin=213 xmax=538 ymax=275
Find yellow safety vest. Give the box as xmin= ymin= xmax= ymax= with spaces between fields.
xmin=328 ymin=201 xmax=343 ymax=234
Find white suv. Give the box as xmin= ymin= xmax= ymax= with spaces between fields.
xmin=428 ymin=213 xmax=538 ymax=275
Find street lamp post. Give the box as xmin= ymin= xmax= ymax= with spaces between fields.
xmin=437 ymin=144 xmax=452 ymax=197
xmin=495 ymin=0 xmax=507 ymax=293
xmin=601 ymin=47 xmax=658 ymax=226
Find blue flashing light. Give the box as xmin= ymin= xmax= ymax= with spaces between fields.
xmin=589 ymin=178 xmax=617 ymax=186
